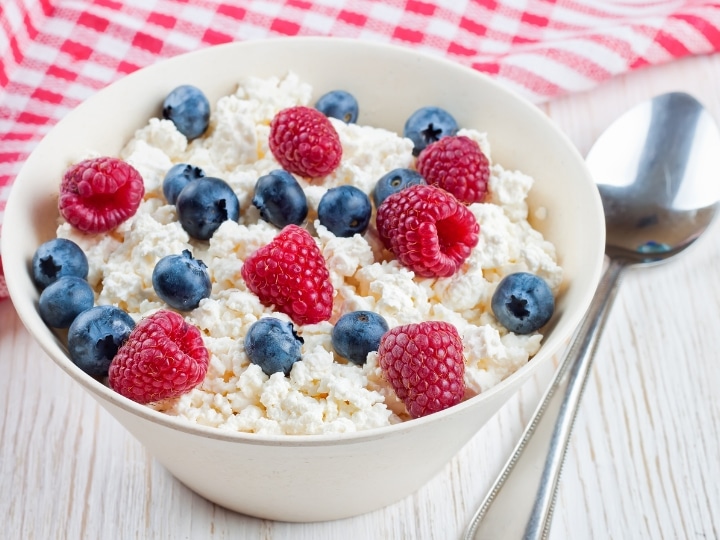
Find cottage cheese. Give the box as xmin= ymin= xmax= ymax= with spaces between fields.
xmin=57 ymin=72 xmax=562 ymax=435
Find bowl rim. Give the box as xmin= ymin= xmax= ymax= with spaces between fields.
xmin=3 ymin=36 xmax=605 ymax=447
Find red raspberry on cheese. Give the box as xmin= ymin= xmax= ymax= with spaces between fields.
xmin=268 ymin=105 xmax=342 ymax=178
xmin=378 ymin=321 xmax=465 ymax=418
xmin=375 ymin=184 xmax=479 ymax=278
xmin=241 ymin=224 xmax=334 ymax=326
xmin=416 ymin=135 xmax=490 ymax=204
xmin=59 ymin=157 xmax=145 ymax=233
xmin=108 ymin=310 xmax=209 ymax=404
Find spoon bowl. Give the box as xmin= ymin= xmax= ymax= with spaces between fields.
xmin=591 ymin=92 xmax=720 ymax=264
xmin=466 ymin=91 xmax=720 ymax=540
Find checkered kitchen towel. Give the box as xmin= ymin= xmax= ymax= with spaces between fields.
xmin=2 ymin=0 xmax=720 ymax=300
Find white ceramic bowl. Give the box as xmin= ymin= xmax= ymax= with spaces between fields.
xmin=3 ymin=37 xmax=605 ymax=522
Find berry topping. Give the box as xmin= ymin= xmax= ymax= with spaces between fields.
xmin=31 ymin=238 xmax=88 ymax=290
xmin=162 ymin=85 xmax=210 ymax=140
xmin=403 ymin=106 xmax=458 ymax=156
xmin=318 ymin=185 xmax=372 ymax=238
xmin=378 ymin=321 xmax=465 ymax=418
xmin=163 ymin=163 xmax=205 ymax=204
xmin=39 ymin=275 xmax=94 ymax=328
xmin=244 ymin=317 xmax=304 ymax=376
xmin=491 ymin=272 xmax=555 ymax=334
xmin=59 ymin=157 xmax=145 ymax=234
xmin=314 ymin=90 xmax=359 ymax=124
xmin=268 ymin=106 xmax=342 ymax=178
xmin=241 ymin=224 xmax=334 ymax=326
xmin=331 ymin=311 xmax=389 ymax=366
xmin=416 ymin=135 xmax=490 ymax=204
xmin=252 ymin=169 xmax=308 ymax=229
xmin=372 ymin=168 xmax=426 ymax=208
xmin=176 ymin=176 xmax=240 ymax=240
xmin=109 ymin=310 xmax=209 ymax=404
xmin=67 ymin=305 xmax=135 ymax=378
xmin=152 ymin=250 xmax=211 ymax=311
xmin=376 ymin=184 xmax=479 ymax=278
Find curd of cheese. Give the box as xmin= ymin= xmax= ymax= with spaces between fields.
xmin=58 ymin=72 xmax=562 ymax=435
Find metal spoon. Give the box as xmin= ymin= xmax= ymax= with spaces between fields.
xmin=464 ymin=92 xmax=720 ymax=540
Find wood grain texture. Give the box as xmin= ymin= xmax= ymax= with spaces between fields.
xmin=3 ymin=52 xmax=720 ymax=540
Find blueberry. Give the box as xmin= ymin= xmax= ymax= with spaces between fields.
xmin=491 ymin=272 xmax=555 ymax=335
xmin=314 ymin=90 xmax=359 ymax=124
xmin=38 ymin=275 xmax=94 ymax=328
xmin=163 ymin=163 xmax=205 ymax=204
xmin=162 ymin=85 xmax=210 ymax=140
xmin=31 ymin=238 xmax=89 ymax=290
xmin=331 ymin=311 xmax=389 ymax=365
xmin=318 ymin=185 xmax=372 ymax=238
xmin=176 ymin=176 xmax=240 ymax=240
xmin=252 ymin=169 xmax=308 ymax=229
xmin=152 ymin=250 xmax=211 ymax=311
xmin=372 ymin=168 xmax=426 ymax=208
xmin=244 ymin=317 xmax=304 ymax=376
xmin=403 ymin=106 xmax=458 ymax=156
xmin=67 ymin=305 xmax=135 ymax=377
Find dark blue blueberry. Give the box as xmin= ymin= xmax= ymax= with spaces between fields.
xmin=38 ymin=275 xmax=94 ymax=328
xmin=152 ymin=249 xmax=211 ymax=311
xmin=331 ymin=311 xmax=389 ymax=365
xmin=252 ymin=169 xmax=308 ymax=229
xmin=403 ymin=106 xmax=459 ymax=156
xmin=67 ymin=305 xmax=135 ymax=377
xmin=491 ymin=272 xmax=555 ymax=335
xmin=176 ymin=176 xmax=240 ymax=240
xmin=162 ymin=85 xmax=210 ymax=140
xmin=314 ymin=90 xmax=359 ymax=124
xmin=163 ymin=163 xmax=205 ymax=204
xmin=317 ymin=185 xmax=372 ymax=238
xmin=372 ymin=168 xmax=426 ymax=208
xmin=244 ymin=317 xmax=304 ymax=376
xmin=31 ymin=238 xmax=89 ymax=290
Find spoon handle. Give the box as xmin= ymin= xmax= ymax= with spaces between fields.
xmin=464 ymin=258 xmax=626 ymax=540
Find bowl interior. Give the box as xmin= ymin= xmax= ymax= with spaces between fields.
xmin=2 ymin=37 xmax=605 ymax=443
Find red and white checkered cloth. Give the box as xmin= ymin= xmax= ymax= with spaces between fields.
xmin=2 ymin=0 xmax=720 ymax=301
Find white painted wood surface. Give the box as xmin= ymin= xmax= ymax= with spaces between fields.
xmin=3 ymin=52 xmax=720 ymax=540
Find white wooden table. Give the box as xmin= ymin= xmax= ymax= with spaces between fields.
xmin=3 ymin=52 xmax=720 ymax=539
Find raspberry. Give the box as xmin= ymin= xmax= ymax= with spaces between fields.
xmin=59 ymin=157 xmax=145 ymax=234
xmin=108 ymin=310 xmax=209 ymax=404
xmin=378 ymin=321 xmax=465 ymax=418
xmin=268 ymin=106 xmax=342 ymax=178
xmin=241 ymin=224 xmax=334 ymax=325
xmin=416 ymin=135 xmax=490 ymax=204
xmin=376 ymin=184 xmax=479 ymax=278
